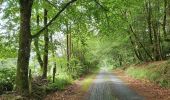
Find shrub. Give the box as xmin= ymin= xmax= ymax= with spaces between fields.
xmin=46 ymin=74 xmax=73 ymax=92
xmin=0 ymin=67 xmax=16 ymax=94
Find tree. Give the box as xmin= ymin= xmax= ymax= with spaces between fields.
xmin=42 ymin=9 xmax=49 ymax=79
xmin=16 ymin=0 xmax=33 ymax=95
xmin=34 ymin=14 xmax=44 ymax=68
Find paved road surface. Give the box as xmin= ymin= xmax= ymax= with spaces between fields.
xmin=86 ymin=70 xmax=144 ymax=100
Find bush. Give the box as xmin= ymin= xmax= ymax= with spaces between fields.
xmin=46 ymin=74 xmax=72 ymax=92
xmin=67 ymin=58 xmax=99 ymax=79
xmin=0 ymin=67 xmax=16 ymax=94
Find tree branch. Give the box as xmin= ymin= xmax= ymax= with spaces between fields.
xmin=45 ymin=0 xmax=58 ymax=9
xmin=32 ymin=0 xmax=77 ymax=38
xmin=94 ymin=0 xmax=109 ymax=11
xmin=130 ymin=25 xmax=154 ymax=61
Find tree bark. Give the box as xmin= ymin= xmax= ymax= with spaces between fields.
xmin=66 ymin=22 xmax=71 ymax=69
xmin=152 ymin=1 xmax=163 ymax=61
xmin=34 ymin=15 xmax=43 ymax=68
xmin=163 ymin=0 xmax=167 ymax=38
xmin=50 ymin=33 xmax=57 ymax=83
xmin=42 ymin=9 xmax=48 ymax=79
xmin=66 ymin=33 xmax=70 ymax=68
xmin=129 ymin=35 xmax=143 ymax=61
xmin=130 ymin=25 xmax=153 ymax=61
xmin=146 ymin=0 xmax=153 ymax=44
xmin=16 ymin=0 xmax=33 ymax=95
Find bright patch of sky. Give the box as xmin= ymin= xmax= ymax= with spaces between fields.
xmin=0 ymin=2 xmax=7 ymax=33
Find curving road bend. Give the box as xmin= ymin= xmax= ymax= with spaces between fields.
xmin=85 ymin=70 xmax=144 ymax=100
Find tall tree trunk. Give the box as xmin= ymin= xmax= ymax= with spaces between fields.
xmin=153 ymin=24 xmax=162 ymax=60
xmin=42 ymin=9 xmax=48 ymax=79
xmin=34 ymin=15 xmax=43 ymax=68
xmin=145 ymin=0 xmax=155 ymax=59
xmin=163 ymin=0 xmax=167 ymax=38
xmin=66 ymin=33 xmax=70 ymax=68
xmin=129 ymin=35 xmax=143 ymax=61
xmin=50 ymin=33 xmax=57 ymax=83
xmin=152 ymin=1 xmax=163 ymax=61
xmin=146 ymin=0 xmax=153 ymax=44
xmin=16 ymin=0 xmax=33 ymax=95
xmin=69 ymin=30 xmax=72 ymax=59
xmin=66 ymin=22 xmax=71 ymax=69
xmin=130 ymin=25 xmax=153 ymax=61
xmin=167 ymin=1 xmax=170 ymax=36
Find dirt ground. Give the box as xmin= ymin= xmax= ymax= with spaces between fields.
xmin=44 ymin=69 xmax=170 ymax=100
xmin=113 ymin=69 xmax=170 ymax=100
xmin=44 ymin=79 xmax=85 ymax=100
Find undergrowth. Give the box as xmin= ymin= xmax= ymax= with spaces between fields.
xmin=124 ymin=61 xmax=170 ymax=88
xmin=0 ymin=67 xmax=16 ymax=94
xmin=47 ymin=73 xmax=73 ymax=92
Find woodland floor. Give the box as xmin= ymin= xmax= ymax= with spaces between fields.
xmin=113 ymin=69 xmax=170 ymax=100
xmin=44 ymin=78 xmax=85 ymax=100
xmin=44 ymin=68 xmax=170 ymax=100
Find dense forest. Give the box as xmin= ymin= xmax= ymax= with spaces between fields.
xmin=0 ymin=0 xmax=170 ymax=100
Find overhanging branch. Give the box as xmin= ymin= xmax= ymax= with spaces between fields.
xmin=32 ymin=0 xmax=77 ymax=38
xmin=45 ymin=0 xmax=58 ymax=9
xmin=94 ymin=0 xmax=109 ymax=11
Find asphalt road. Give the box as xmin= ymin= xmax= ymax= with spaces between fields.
xmin=86 ymin=70 xmax=144 ymax=100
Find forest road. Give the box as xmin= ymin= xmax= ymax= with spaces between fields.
xmin=85 ymin=70 xmax=144 ymax=100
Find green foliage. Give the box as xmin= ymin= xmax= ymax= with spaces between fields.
xmin=0 ymin=67 xmax=16 ymax=94
xmin=126 ymin=67 xmax=149 ymax=79
xmin=1 ymin=0 xmax=170 ymax=97
xmin=69 ymin=56 xmax=99 ymax=78
xmin=47 ymin=73 xmax=72 ymax=92
xmin=125 ymin=62 xmax=170 ymax=88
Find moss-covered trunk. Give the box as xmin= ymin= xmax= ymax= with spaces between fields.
xmin=42 ymin=9 xmax=48 ymax=79
xmin=16 ymin=0 xmax=33 ymax=95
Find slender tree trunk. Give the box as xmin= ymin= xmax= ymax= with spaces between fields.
xmin=16 ymin=0 xmax=33 ymax=95
xmin=129 ymin=35 xmax=143 ymax=61
xmin=153 ymin=25 xmax=162 ymax=60
xmin=130 ymin=25 xmax=153 ymax=61
xmin=66 ymin=22 xmax=71 ymax=69
xmin=50 ymin=33 xmax=57 ymax=83
xmin=66 ymin=33 xmax=70 ymax=68
xmin=34 ymin=15 xmax=43 ymax=68
xmin=163 ymin=0 xmax=167 ymax=38
xmin=118 ymin=55 xmax=122 ymax=66
xmin=146 ymin=0 xmax=153 ymax=44
xmin=145 ymin=0 xmax=156 ymax=60
xmin=42 ymin=9 xmax=48 ymax=79
xmin=152 ymin=1 xmax=163 ymax=61
xmin=69 ymin=29 xmax=72 ymax=59
xmin=167 ymin=1 xmax=170 ymax=36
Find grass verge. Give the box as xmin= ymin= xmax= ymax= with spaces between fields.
xmin=81 ymin=70 xmax=99 ymax=92
xmin=121 ymin=61 xmax=170 ymax=88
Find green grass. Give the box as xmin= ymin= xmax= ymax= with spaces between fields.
xmin=47 ymin=73 xmax=73 ymax=92
xmin=81 ymin=70 xmax=99 ymax=92
xmin=124 ymin=61 xmax=170 ymax=88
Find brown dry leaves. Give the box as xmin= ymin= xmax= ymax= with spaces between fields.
xmin=113 ymin=69 xmax=170 ymax=100
xmin=44 ymin=80 xmax=85 ymax=100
